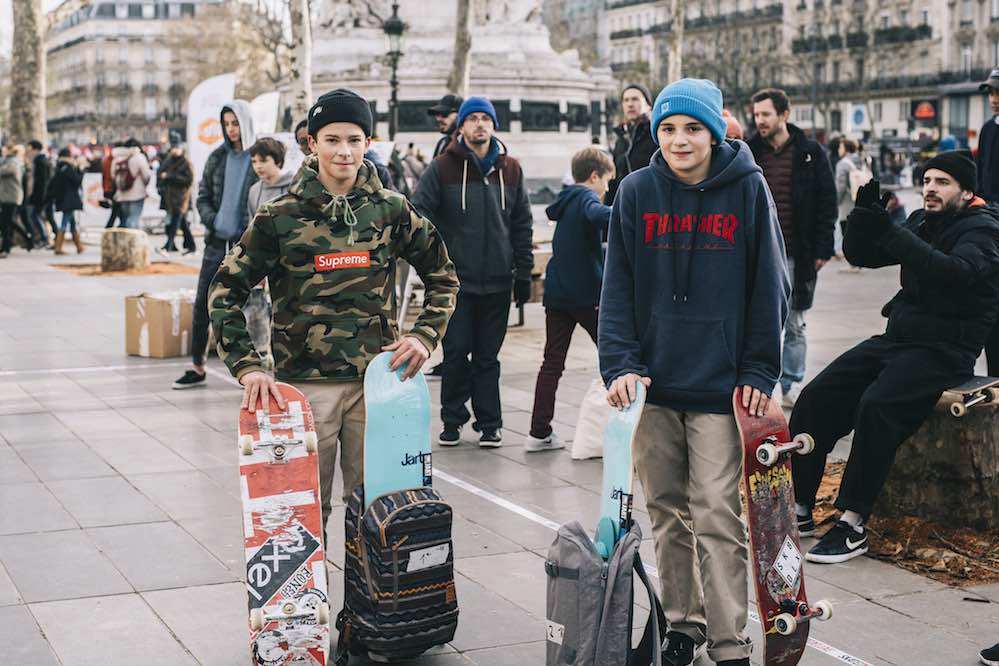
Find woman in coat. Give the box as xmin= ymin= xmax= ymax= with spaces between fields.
xmin=0 ymin=144 xmax=25 ymax=258
xmin=46 ymin=148 xmax=86 ymax=255
xmin=157 ymin=142 xmax=195 ymax=253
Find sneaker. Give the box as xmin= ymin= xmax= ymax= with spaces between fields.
xmin=981 ymin=642 xmax=999 ymax=666
xmin=797 ymin=510 xmax=816 ymax=538
xmin=662 ymin=630 xmax=696 ymax=666
xmin=424 ymin=363 xmax=443 ymax=380
xmin=805 ymin=520 xmax=868 ymax=564
xmin=438 ymin=425 xmax=461 ymax=446
xmin=782 ymin=383 xmax=801 ymax=408
xmin=525 ymin=431 xmax=565 ymax=453
xmin=479 ymin=428 xmax=503 ymax=448
xmin=717 ymin=660 xmax=750 ymax=666
xmin=172 ymin=370 xmax=206 ymax=390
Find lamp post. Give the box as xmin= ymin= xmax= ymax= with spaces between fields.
xmin=383 ymin=2 xmax=406 ymax=140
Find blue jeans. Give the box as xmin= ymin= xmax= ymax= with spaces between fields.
xmin=26 ymin=205 xmax=49 ymax=243
xmin=781 ymin=257 xmax=807 ymax=392
xmin=118 ymin=200 xmax=144 ymax=229
xmin=59 ymin=211 xmax=77 ymax=234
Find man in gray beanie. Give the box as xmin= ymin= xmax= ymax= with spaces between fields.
xmin=789 ymin=151 xmax=999 ymax=564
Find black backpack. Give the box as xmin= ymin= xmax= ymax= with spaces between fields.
xmin=334 ymin=486 xmax=458 ymax=664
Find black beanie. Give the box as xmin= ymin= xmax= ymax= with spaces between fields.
xmin=622 ymin=83 xmax=653 ymax=106
xmin=924 ymin=150 xmax=977 ymax=193
xmin=308 ymin=88 xmax=373 ymax=138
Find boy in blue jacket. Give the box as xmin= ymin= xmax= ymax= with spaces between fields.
xmin=599 ymin=79 xmax=790 ymax=666
xmin=527 ymin=147 xmax=614 ymax=451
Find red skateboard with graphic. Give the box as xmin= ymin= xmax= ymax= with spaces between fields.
xmin=238 ymin=382 xmax=330 ymax=665
xmin=734 ymin=387 xmax=832 ymax=666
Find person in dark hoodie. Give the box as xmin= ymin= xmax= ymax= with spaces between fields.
xmin=605 ymin=84 xmax=657 ymax=205
xmin=412 ymin=95 xmax=534 ymax=448
xmin=526 ymin=147 xmax=614 ymax=452
xmin=173 ymin=100 xmax=258 ymax=390
xmin=599 ymin=79 xmax=790 ymax=666
xmin=427 ymin=93 xmax=463 ymax=159
xmin=790 ymin=151 xmax=999 ymax=564
xmin=975 ymin=69 xmax=999 ymax=376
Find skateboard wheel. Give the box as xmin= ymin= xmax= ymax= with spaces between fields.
xmin=318 ymin=602 xmax=330 ymax=625
xmin=814 ymin=599 xmax=833 ymax=621
xmin=239 ymin=435 xmax=254 ymax=456
xmin=304 ymin=431 xmax=318 ymax=453
xmin=756 ymin=443 xmax=779 ymax=466
xmin=951 ymin=402 xmax=968 ymax=418
xmin=794 ymin=433 xmax=815 ymax=455
xmin=988 ymin=388 xmax=999 ymax=403
xmin=249 ymin=608 xmax=264 ymax=631
xmin=774 ymin=612 xmax=797 ymax=635
xmin=281 ymin=601 xmax=296 ymax=616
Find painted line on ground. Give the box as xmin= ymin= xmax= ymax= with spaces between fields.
xmin=434 ymin=467 xmax=873 ymax=666
xmin=0 ymin=361 xmax=190 ymax=377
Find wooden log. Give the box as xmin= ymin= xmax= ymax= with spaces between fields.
xmin=101 ymin=228 xmax=150 ymax=272
xmin=874 ymin=394 xmax=999 ymax=530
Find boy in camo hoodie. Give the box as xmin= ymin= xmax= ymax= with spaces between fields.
xmin=209 ymin=89 xmax=459 ymax=540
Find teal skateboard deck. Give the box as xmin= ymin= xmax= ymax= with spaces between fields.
xmin=594 ymin=382 xmax=646 ymax=559
xmin=362 ymin=351 xmax=433 ymax=508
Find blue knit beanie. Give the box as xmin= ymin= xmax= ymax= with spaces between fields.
xmin=457 ymin=97 xmax=499 ymax=130
xmin=650 ymin=79 xmax=727 ymax=145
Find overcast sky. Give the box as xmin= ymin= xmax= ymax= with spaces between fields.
xmin=1 ymin=0 xmax=65 ymax=56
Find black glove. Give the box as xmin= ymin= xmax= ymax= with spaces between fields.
xmin=514 ymin=278 xmax=532 ymax=306
xmin=852 ymin=179 xmax=893 ymax=239
xmin=854 ymin=178 xmax=880 ymax=210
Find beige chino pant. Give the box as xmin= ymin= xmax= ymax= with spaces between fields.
xmin=293 ymin=380 xmax=365 ymax=546
xmin=633 ymin=404 xmax=752 ymax=662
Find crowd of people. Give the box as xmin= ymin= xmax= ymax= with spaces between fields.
xmin=4 ymin=70 xmax=999 ymax=664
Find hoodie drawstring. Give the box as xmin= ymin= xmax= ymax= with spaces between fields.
xmin=461 ymin=160 xmax=468 ymax=211
xmin=499 ymin=168 xmax=506 ymax=210
xmin=669 ymin=188 xmax=703 ymax=303
xmin=324 ymin=194 xmax=358 ymax=245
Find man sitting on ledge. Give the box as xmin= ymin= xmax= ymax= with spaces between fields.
xmin=789 ymin=150 xmax=999 ymax=564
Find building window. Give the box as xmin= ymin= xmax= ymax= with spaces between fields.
xmin=900 ymin=9 xmax=908 ymax=25
xmin=144 ymin=47 xmax=153 ymax=64
xmin=831 ymin=109 xmax=842 ymax=132
xmin=963 ymin=47 xmax=973 ymax=74
xmin=118 ymin=47 xmax=128 ymax=64
xmin=141 ymin=3 xmax=153 ymax=18
xmin=795 ymin=107 xmax=814 ymax=123
xmin=962 ymin=0 xmax=973 ymax=22
xmin=880 ymin=14 xmax=889 ymax=28
xmin=873 ymin=101 xmax=883 ymax=122
xmin=921 ymin=9 xmax=929 ymax=24
xmin=144 ymin=97 xmax=157 ymax=119
xmin=993 ymin=0 xmax=999 ymax=19
xmin=180 ymin=3 xmax=194 ymax=17
xmin=521 ymin=102 xmax=561 ymax=131
xmin=115 ymin=3 xmax=127 ymax=18
xmin=128 ymin=3 xmax=141 ymax=18
xmin=899 ymin=100 xmax=908 ymax=120
xmin=856 ymin=58 xmax=865 ymax=85
xmin=948 ymin=96 xmax=969 ymax=142
xmin=832 ymin=61 xmax=840 ymax=82
xmin=993 ymin=40 xmax=999 ymax=66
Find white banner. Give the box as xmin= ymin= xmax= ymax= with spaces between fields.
xmin=251 ymin=92 xmax=281 ymax=136
xmin=186 ymin=73 xmax=236 ymax=187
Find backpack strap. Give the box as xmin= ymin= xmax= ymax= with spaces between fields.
xmin=628 ymin=553 xmax=667 ymax=666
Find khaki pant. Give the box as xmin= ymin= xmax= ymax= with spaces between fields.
xmin=633 ymin=404 xmax=751 ymax=662
xmin=293 ymin=380 xmax=365 ymax=546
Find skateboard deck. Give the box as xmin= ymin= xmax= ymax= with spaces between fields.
xmin=594 ymin=382 xmax=646 ymax=560
xmin=362 ymin=351 xmax=433 ymax=507
xmin=238 ymin=382 xmax=329 ymax=666
xmin=944 ymin=376 xmax=999 ymax=417
xmin=734 ymin=387 xmax=831 ymax=666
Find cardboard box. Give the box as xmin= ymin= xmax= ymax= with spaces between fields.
xmin=125 ymin=290 xmax=195 ymax=358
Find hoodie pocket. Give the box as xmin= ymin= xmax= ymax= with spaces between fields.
xmin=640 ymin=315 xmax=737 ymax=394
xmin=273 ymin=314 xmax=385 ymax=376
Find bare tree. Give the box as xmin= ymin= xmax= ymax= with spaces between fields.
xmin=287 ymin=0 xmax=313 ymax=119
xmin=667 ymin=0 xmax=685 ymax=81
xmin=9 ymin=0 xmax=45 ymax=143
xmin=447 ymin=0 xmax=472 ymax=96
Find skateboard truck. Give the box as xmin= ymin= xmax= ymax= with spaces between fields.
xmin=772 ymin=598 xmax=833 ymax=635
xmin=755 ymin=433 xmax=815 ymax=467
xmin=240 ymin=433 xmax=319 ymax=459
xmin=249 ymin=600 xmax=331 ymax=631
xmin=951 ymin=387 xmax=999 ymax=417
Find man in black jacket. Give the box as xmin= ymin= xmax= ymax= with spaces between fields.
xmin=605 ymin=84 xmax=656 ymax=204
xmin=25 ymin=140 xmax=51 ymax=248
xmin=976 ymin=69 xmax=999 ymax=375
xmin=428 ymin=94 xmax=463 ymax=159
xmin=748 ymin=88 xmax=837 ymax=406
xmin=412 ymin=96 xmax=534 ymax=448
xmin=790 ymin=151 xmax=999 ymax=564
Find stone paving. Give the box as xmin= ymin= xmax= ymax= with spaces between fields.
xmin=1 ymin=194 xmax=997 ymax=665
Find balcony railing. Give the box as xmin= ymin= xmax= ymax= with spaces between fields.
xmin=846 ymin=31 xmax=868 ymax=48
xmin=873 ymin=24 xmax=932 ymax=44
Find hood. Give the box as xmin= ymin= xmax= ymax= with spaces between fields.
xmin=545 ymin=184 xmax=594 ymax=221
xmin=445 ymin=134 xmax=509 ymax=162
xmin=445 ymin=136 xmax=512 ymax=211
xmin=221 ymin=100 xmax=255 ymax=151
xmin=649 ymin=139 xmax=761 ymax=190
xmin=288 ymin=154 xmax=383 ymax=245
xmin=270 ymin=170 xmax=295 ymax=189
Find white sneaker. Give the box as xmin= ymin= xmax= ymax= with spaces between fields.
xmin=782 ymin=383 xmax=802 ymax=408
xmin=525 ymin=431 xmax=565 ymax=453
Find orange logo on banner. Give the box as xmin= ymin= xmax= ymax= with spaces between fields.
xmin=314 ymin=252 xmax=371 ymax=272
xmin=914 ymin=102 xmax=936 ymax=120
xmin=198 ymin=118 xmax=223 ymax=145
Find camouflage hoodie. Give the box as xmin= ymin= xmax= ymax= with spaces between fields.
xmin=209 ymin=156 xmax=459 ymax=382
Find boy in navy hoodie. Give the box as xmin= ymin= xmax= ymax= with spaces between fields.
xmin=599 ymin=79 xmax=790 ymax=666
xmin=526 ymin=147 xmax=614 ymax=451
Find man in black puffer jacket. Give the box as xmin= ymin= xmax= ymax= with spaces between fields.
xmin=790 ymin=151 xmax=999 ymax=565
xmin=605 ymin=84 xmax=656 ymax=205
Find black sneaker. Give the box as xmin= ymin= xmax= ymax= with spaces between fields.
xmin=717 ymin=660 xmax=750 ymax=666
xmin=425 ymin=363 xmax=443 ymax=380
xmin=478 ymin=428 xmax=503 ymax=448
xmin=662 ymin=630 xmax=696 ymax=666
xmin=981 ymin=642 xmax=999 ymax=666
xmin=806 ymin=520 xmax=868 ymax=564
xmin=797 ymin=510 xmax=816 ymax=537
xmin=172 ymin=370 xmax=206 ymax=390
xmin=438 ymin=425 xmax=461 ymax=446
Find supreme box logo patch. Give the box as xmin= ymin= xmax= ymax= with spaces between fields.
xmin=314 ymin=251 xmax=371 ymax=272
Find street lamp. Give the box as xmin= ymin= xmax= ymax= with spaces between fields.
xmin=383 ymin=2 xmax=406 ymax=140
